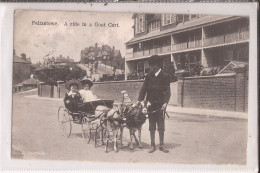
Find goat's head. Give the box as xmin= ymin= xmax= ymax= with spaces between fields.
xmin=138 ymin=100 xmax=151 ymax=115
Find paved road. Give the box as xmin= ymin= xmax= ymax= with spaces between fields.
xmin=12 ymin=93 xmax=247 ymax=164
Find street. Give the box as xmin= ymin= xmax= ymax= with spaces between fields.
xmin=11 ymin=93 xmax=247 ymax=164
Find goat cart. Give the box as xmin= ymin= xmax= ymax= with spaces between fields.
xmin=57 ymin=100 xmax=114 ymax=147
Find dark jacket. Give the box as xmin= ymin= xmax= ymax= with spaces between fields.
xmin=64 ymin=91 xmax=82 ymax=113
xmin=138 ymin=70 xmax=171 ymax=105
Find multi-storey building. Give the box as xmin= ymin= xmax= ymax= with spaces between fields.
xmin=125 ymin=14 xmax=249 ymax=78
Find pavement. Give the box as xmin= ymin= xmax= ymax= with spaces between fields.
xmin=25 ymin=94 xmax=247 ymax=120
xmin=12 ymin=93 xmax=247 ymax=164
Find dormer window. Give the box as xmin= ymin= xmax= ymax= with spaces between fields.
xmin=136 ymin=15 xmax=145 ymax=34
xmin=162 ymin=14 xmax=176 ymax=26
xmin=149 ymin=20 xmax=160 ymax=32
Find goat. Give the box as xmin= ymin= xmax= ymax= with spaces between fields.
xmin=122 ymin=101 xmax=151 ymax=150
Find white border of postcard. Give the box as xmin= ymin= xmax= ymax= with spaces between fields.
xmin=0 ymin=2 xmax=258 ymax=172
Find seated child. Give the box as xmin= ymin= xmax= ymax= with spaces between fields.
xmin=64 ymin=79 xmax=82 ymax=113
xmin=79 ymin=77 xmax=98 ymax=103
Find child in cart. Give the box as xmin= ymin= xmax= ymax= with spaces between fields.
xmin=64 ymin=79 xmax=82 ymax=122
xmin=79 ymin=77 xmax=98 ymax=103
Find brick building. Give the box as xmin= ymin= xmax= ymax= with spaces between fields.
xmin=125 ymin=14 xmax=249 ymax=78
xmin=80 ymin=43 xmax=124 ymax=69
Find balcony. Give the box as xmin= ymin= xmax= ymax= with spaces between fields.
xmin=160 ymin=45 xmax=171 ymax=53
xmin=189 ymin=40 xmax=202 ymax=48
xmin=204 ymin=31 xmax=249 ymax=46
xmin=128 ymin=45 xmax=171 ymax=59
xmin=126 ymin=52 xmax=133 ymax=59
xmin=133 ymin=51 xmax=144 ymax=58
xmin=204 ymin=35 xmax=225 ymax=46
xmin=172 ymin=40 xmax=202 ymax=51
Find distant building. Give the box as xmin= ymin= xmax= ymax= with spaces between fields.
xmin=13 ymin=53 xmax=31 ymax=85
xmin=14 ymin=78 xmax=40 ymax=92
xmin=80 ymin=43 xmax=123 ymax=65
xmin=43 ymin=55 xmax=74 ymax=67
xmin=125 ymin=14 xmax=249 ymax=78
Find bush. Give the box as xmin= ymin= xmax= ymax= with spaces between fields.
xmin=34 ymin=63 xmax=86 ymax=86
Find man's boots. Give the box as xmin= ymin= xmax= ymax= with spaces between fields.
xmin=148 ymin=131 xmax=156 ymax=153
xmin=159 ymin=132 xmax=169 ymax=153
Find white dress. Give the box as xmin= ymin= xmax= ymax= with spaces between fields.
xmin=79 ymin=89 xmax=97 ymax=102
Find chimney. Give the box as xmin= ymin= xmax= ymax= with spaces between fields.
xmin=67 ymin=56 xmax=69 ymax=59
xmin=95 ymin=43 xmax=98 ymax=49
xmin=13 ymin=49 xmax=16 ymax=55
xmin=21 ymin=53 xmax=26 ymax=60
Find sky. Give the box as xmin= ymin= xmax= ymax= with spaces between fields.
xmin=14 ymin=10 xmax=134 ymax=63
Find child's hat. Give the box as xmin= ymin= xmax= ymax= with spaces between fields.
xmin=65 ymin=79 xmax=82 ymax=90
xmin=80 ymin=76 xmax=93 ymax=88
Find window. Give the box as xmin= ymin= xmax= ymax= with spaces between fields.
xmin=162 ymin=14 xmax=176 ymax=26
xmin=237 ymin=46 xmax=249 ymax=61
xmin=138 ymin=42 xmax=143 ymax=51
xmin=190 ymin=15 xmax=197 ymax=19
xmin=144 ymin=61 xmax=150 ymax=73
xmin=149 ymin=20 xmax=160 ymax=31
xmin=137 ymin=61 xmax=144 ymax=73
xmin=177 ymin=15 xmax=183 ymax=23
xmin=136 ymin=15 xmax=145 ymax=34
xmin=224 ymin=49 xmax=234 ymax=61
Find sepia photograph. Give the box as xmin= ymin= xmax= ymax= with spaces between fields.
xmin=11 ymin=9 xmax=251 ymax=165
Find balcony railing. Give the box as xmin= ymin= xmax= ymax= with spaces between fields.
xmin=160 ymin=45 xmax=171 ymax=53
xmin=189 ymin=40 xmax=202 ymax=48
xmin=144 ymin=49 xmax=150 ymax=56
xmin=172 ymin=42 xmax=188 ymax=51
xmin=133 ymin=51 xmax=144 ymax=58
xmin=204 ymin=35 xmax=225 ymax=46
xmin=126 ymin=52 xmax=133 ymax=59
xmin=204 ymin=31 xmax=249 ymax=46
xmin=172 ymin=40 xmax=202 ymax=51
xmin=129 ymin=45 xmax=171 ymax=59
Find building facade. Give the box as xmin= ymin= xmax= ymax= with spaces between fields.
xmin=13 ymin=53 xmax=31 ymax=85
xmin=43 ymin=55 xmax=74 ymax=67
xmin=125 ymin=14 xmax=249 ymax=79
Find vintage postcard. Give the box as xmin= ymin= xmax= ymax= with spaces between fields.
xmin=0 ymin=2 xmax=258 ymax=172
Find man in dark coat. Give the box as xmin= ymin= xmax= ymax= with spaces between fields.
xmin=138 ymin=55 xmax=171 ymax=153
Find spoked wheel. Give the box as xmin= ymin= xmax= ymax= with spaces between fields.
xmin=82 ymin=117 xmax=91 ymax=143
xmin=58 ymin=106 xmax=72 ymax=137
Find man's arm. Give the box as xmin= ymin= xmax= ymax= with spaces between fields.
xmin=138 ymin=76 xmax=148 ymax=102
xmin=162 ymin=75 xmax=171 ymax=110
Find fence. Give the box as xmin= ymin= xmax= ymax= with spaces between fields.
xmin=176 ymin=66 xmax=248 ymax=112
xmin=38 ymin=66 xmax=247 ymax=112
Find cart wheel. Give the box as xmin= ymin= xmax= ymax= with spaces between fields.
xmin=58 ymin=106 xmax=72 ymax=137
xmin=82 ymin=117 xmax=90 ymax=142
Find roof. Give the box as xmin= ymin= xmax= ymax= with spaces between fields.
xmin=13 ymin=55 xmax=30 ymax=64
xmin=217 ymin=61 xmax=248 ymax=75
xmin=88 ymin=52 xmax=96 ymax=57
xmin=102 ymin=45 xmax=112 ymax=52
xmin=96 ymin=51 xmax=103 ymax=57
xmin=82 ymin=48 xmax=89 ymax=54
xmin=34 ymin=66 xmax=47 ymax=71
xmin=126 ymin=15 xmax=243 ymax=45
xmin=102 ymin=50 xmax=108 ymax=56
xmin=113 ymin=50 xmax=121 ymax=57
xmin=18 ymin=78 xmax=40 ymax=86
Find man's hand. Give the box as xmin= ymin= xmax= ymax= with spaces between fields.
xmin=161 ymin=103 xmax=167 ymax=110
xmin=66 ymin=100 xmax=70 ymax=104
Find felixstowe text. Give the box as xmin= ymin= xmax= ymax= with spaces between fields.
xmin=32 ymin=21 xmax=120 ymax=28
